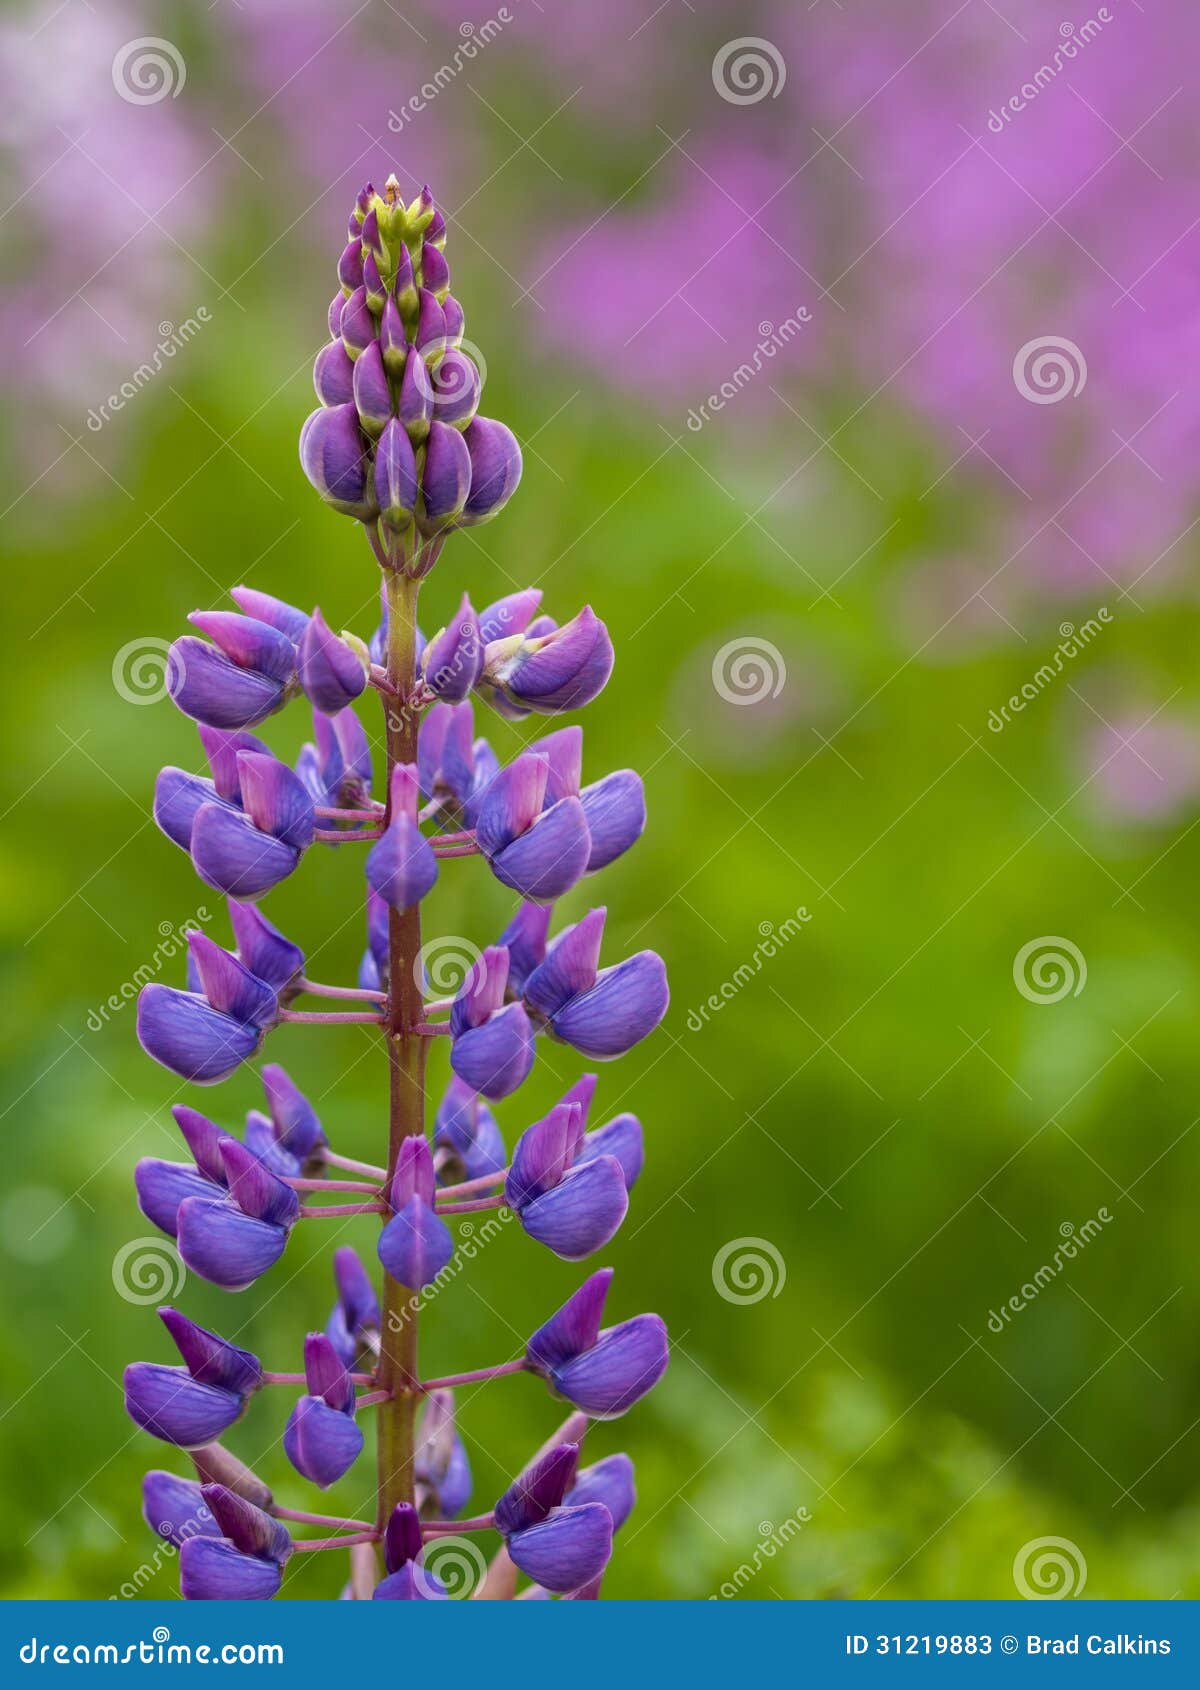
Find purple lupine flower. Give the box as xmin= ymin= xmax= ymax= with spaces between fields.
xmin=377 ymin=1135 xmax=454 ymax=1290
xmin=420 ymin=593 xmax=482 ymax=702
xmin=494 ymin=1443 xmax=613 ymax=1593
xmin=505 ymin=1102 xmax=628 ymax=1260
xmin=298 ymin=608 xmax=368 ymax=713
xmin=523 ymin=908 xmax=669 ymax=1058
xmin=413 ymin=1389 xmax=472 ymax=1520
xmin=124 ymin=1309 xmax=262 ymax=1448
xmin=526 ymin=1270 xmax=669 ymax=1418
xmin=168 ymin=612 xmax=298 ymax=731
xmin=449 ymin=947 xmax=536 ymax=1099
xmin=374 ymin=1502 xmax=447 ymax=1600
xmin=142 ymin=1471 xmax=221 ymax=1548
xmin=433 ymin=1077 xmax=506 ymax=1185
xmin=326 ymin=1246 xmax=381 ymax=1368
xmin=479 ymin=606 xmax=613 ymax=717
xmin=180 ymin=1485 xmax=292 ymax=1601
xmin=176 ymin=1138 xmax=300 ymax=1290
xmin=126 ymin=172 xmax=667 ymax=1603
xmin=366 ymin=764 xmax=438 ymax=911
xmin=283 ymin=1334 xmax=364 ymax=1488
xmin=475 ymin=751 xmax=591 ymax=902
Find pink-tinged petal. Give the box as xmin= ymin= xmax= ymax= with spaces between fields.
xmin=523 ymin=909 xmax=606 ymax=1019
xmin=167 ymin=637 xmax=286 ymax=731
xmin=234 ymin=752 xmax=315 ymax=849
xmin=525 ymin=1269 xmax=613 ymax=1376
xmin=187 ymin=613 xmax=296 ymax=682
xmin=187 ymin=932 xmax=277 ymax=1028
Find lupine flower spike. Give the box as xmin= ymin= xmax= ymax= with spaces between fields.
xmin=128 ymin=174 xmax=669 ymax=1600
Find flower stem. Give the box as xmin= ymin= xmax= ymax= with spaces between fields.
xmin=315 ymin=806 xmax=383 ymax=821
xmin=356 ymin=1388 xmax=392 ymax=1409
xmin=437 ymin=1168 xmax=508 ymax=1200
xmin=292 ymin=1532 xmax=378 ymax=1552
xmin=323 ymin=1149 xmax=389 ymax=1179
xmin=262 ymin=1370 xmax=375 ymax=1386
xmin=277 ymin=1009 xmax=383 ymax=1025
xmin=436 ymin=1196 xmax=506 ymax=1215
xmin=423 ymin=1513 xmax=495 ymax=1536
xmin=285 ymin=1176 xmax=381 ymax=1194
xmin=376 ymin=567 xmax=426 ymax=1536
xmin=299 ymin=1201 xmax=386 ymax=1218
xmin=419 ymin=1358 xmax=527 ymax=1391
xmin=431 ymin=843 xmax=479 ymax=859
xmin=313 ymin=826 xmax=384 ymax=844
xmin=274 ymin=1506 xmax=376 ymax=1531
xmin=299 ymin=979 xmax=388 ymax=1003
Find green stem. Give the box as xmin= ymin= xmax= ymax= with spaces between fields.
xmin=375 ymin=567 xmax=427 ymax=1535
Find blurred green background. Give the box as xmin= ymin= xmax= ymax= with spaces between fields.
xmin=2 ymin=0 xmax=1199 ymax=1601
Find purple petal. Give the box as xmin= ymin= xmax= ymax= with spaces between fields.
xmin=498 ymin=901 xmax=551 ymax=996
xmin=375 ymin=415 xmax=419 ymax=526
xmin=490 ymin=797 xmax=591 ymax=903
xmin=137 ymin=985 xmax=261 ymax=1084
xmin=414 ymin=288 xmax=445 ymax=352
xmin=478 ymin=589 xmax=542 ymax=644
xmin=283 ymin=1396 xmax=363 ymax=1488
xmin=229 ymin=903 xmax=305 ymax=995
xmin=365 ymin=813 xmax=438 ymax=911
xmin=380 ymin=295 xmax=407 ymax=375
xmin=384 ymin=1499 xmax=424 ymax=1571
xmin=399 ymin=349 xmax=434 ymax=442
xmin=187 ymin=612 xmax=296 ymax=682
xmin=202 ymin=1484 xmax=291 ymax=1563
xmin=419 ymin=421 xmax=471 ymax=531
xmin=299 ymin=403 xmax=373 ymax=517
xmin=577 ymin=1113 xmax=643 ymax=1192
xmin=430 ymin=348 xmax=481 ymax=428
xmin=153 ymin=768 xmax=229 ymax=850
xmin=159 ymin=1307 xmax=262 ymax=1395
xmin=228 ymin=587 xmax=310 ymax=644
xmin=372 ymin=1565 xmax=447 ymax=1600
xmin=580 ymin=770 xmax=646 ymax=871
xmin=523 ymin=909 xmax=606 ymax=1019
xmin=461 ymin=417 xmax=523 ymax=525
xmin=475 ymin=754 xmax=548 ymax=858
xmin=314 ymin=338 xmax=355 ymax=406
xmin=179 ymin=1537 xmax=281 ymax=1600
xmin=441 ymin=294 xmax=464 ymax=347
xmin=525 ymin=1269 xmax=612 ymax=1376
xmin=187 ymin=932 xmax=277 ymax=1028
xmin=450 ymin=1002 xmax=535 ymax=1100
xmin=135 ymin=1159 xmax=217 ymax=1238
xmin=176 ymin=1197 xmax=288 ymax=1290
xmin=298 ymin=608 xmax=367 ymax=713
xmin=352 ymin=339 xmax=392 ymax=435
xmin=532 ymin=725 xmax=584 ymax=804
xmin=235 ymin=752 xmax=315 ymax=849
xmin=506 ymin=1103 xmax=581 ymax=1208
xmin=339 ymin=286 xmax=374 ymax=359
xmin=422 ymin=592 xmax=481 ymax=703
xmin=494 ymin=1444 xmax=579 ymax=1534
xmin=517 ymin=1156 xmax=628 ymax=1260
xmin=421 ymin=243 xmax=449 ymax=296
xmin=504 ymin=607 xmax=613 ymax=713
xmin=552 ymin=1314 xmax=669 ymax=1418
xmin=377 ymin=1195 xmax=454 ymax=1290
xmin=124 ymin=1364 xmax=243 ymax=1448
xmin=261 ymin=1063 xmax=326 ymax=1162
xmin=198 ymin=725 xmax=272 ymax=800
xmin=172 ymin=1104 xmax=227 ymax=1184
xmin=434 ymin=1079 xmax=506 ymax=1184
xmin=450 ymin=945 xmax=510 ymax=1034
xmin=167 ymin=637 xmax=286 ymax=731
xmin=566 ymin=1454 xmax=636 ymax=1533
xmin=189 ymin=805 xmax=301 ymax=900
xmin=143 ymin=1472 xmax=220 ymax=1547
xmin=337 ymin=239 xmax=364 ymax=293
xmin=220 ymin=1138 xmax=300 ymax=1228
xmin=507 ymin=1503 xmax=612 ymax=1594
xmin=549 ymin=952 xmax=669 ymax=1059
xmin=389 ymin=1134 xmax=437 ymax=1209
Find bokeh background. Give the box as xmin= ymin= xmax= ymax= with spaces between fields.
xmin=3 ymin=0 xmax=1200 ymax=1601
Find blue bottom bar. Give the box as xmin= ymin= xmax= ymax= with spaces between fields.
xmin=1 ymin=1600 xmax=1194 ymax=1683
